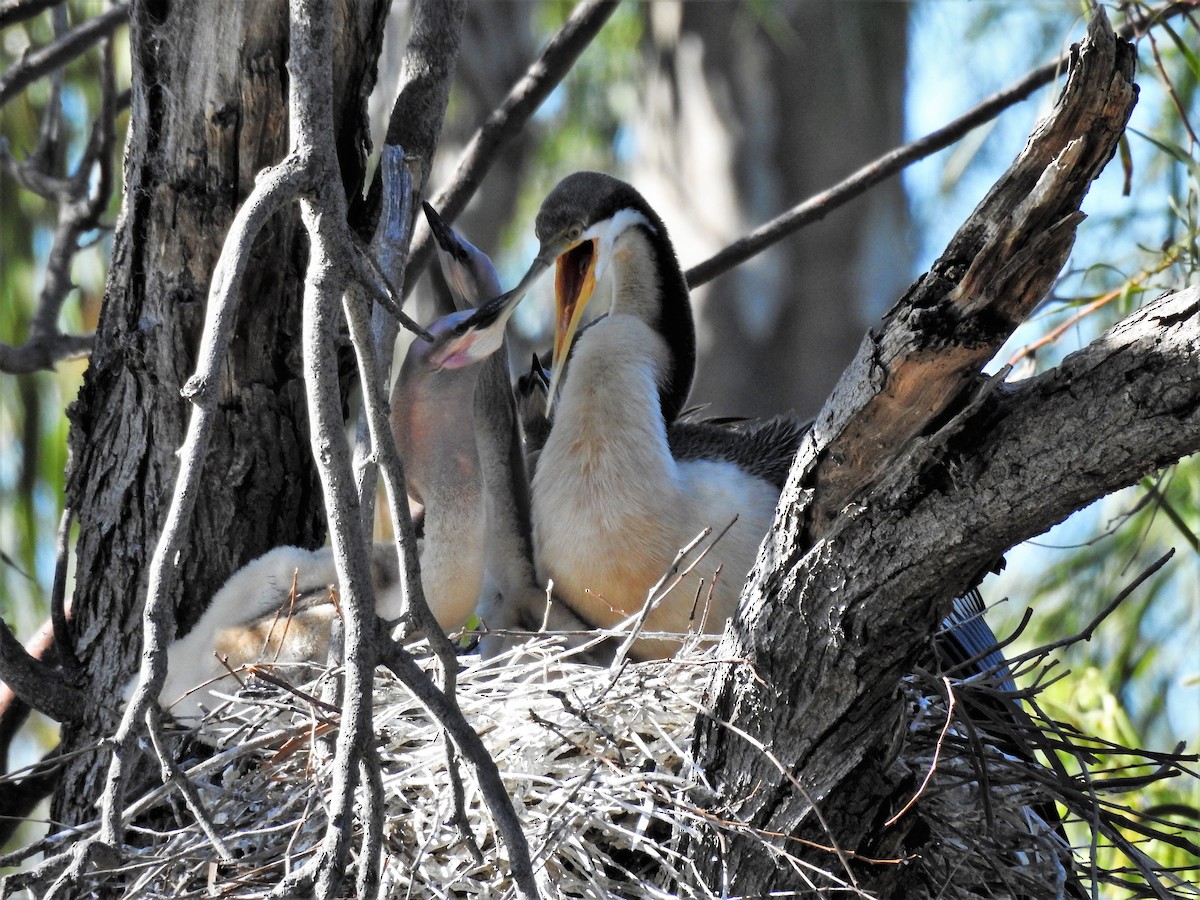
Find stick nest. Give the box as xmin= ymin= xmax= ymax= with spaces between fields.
xmin=8 ymin=637 xmax=1199 ymax=899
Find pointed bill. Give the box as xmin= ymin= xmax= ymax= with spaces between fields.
xmin=546 ymin=237 xmax=599 ymax=415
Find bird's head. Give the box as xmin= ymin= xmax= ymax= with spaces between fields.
xmin=452 ymin=171 xmax=695 ymax=418
xmin=405 ymin=308 xmax=507 ymax=373
xmin=423 ymin=201 xmax=502 ymax=309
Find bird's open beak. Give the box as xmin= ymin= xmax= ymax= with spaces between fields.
xmin=546 ymin=238 xmax=598 ymax=414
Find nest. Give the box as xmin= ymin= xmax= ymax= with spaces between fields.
xmin=6 ymin=635 xmax=1198 ymax=898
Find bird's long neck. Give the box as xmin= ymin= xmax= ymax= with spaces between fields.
xmin=606 ymin=224 xmax=695 ymax=423
xmin=539 ymin=314 xmax=676 ymax=521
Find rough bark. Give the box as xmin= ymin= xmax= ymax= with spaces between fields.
xmin=695 ymin=286 xmax=1199 ymax=894
xmin=55 ymin=0 xmax=389 ymax=830
xmin=691 ymin=13 xmax=1172 ymax=895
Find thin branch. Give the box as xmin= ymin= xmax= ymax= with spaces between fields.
xmin=98 ymin=154 xmax=309 ymax=850
xmin=379 ymin=0 xmax=466 ymax=200
xmin=0 ymin=617 xmax=89 ymax=727
xmin=353 ymin=146 xmax=416 ymax=537
xmin=684 ymin=0 xmax=1193 ymax=288
xmin=277 ymin=2 xmax=387 ymax=896
xmin=0 ymin=0 xmax=63 ymax=30
xmin=356 ymin=753 xmax=385 ymax=900
xmin=143 ymin=709 xmax=233 ymax=862
xmin=0 ymin=746 xmax=65 ymax=850
xmin=405 ymin=0 xmax=621 ymax=293
xmin=0 ymin=34 xmax=121 ymax=374
xmin=0 ymin=4 xmax=127 ymax=109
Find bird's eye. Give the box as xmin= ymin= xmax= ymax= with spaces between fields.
xmin=567 ymin=224 xmax=583 ymax=242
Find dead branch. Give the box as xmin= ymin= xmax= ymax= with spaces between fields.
xmin=694 ymin=284 xmax=1199 ymax=893
xmin=684 ymin=0 xmax=1191 ymax=288
xmin=0 ymin=618 xmax=89 ymax=729
xmin=0 ymin=0 xmax=65 ymax=30
xmin=688 ymin=12 xmax=1191 ymax=893
xmin=379 ymin=0 xmax=466 ymax=203
xmin=795 ymin=8 xmax=1139 ymax=542
xmin=0 ymin=31 xmax=120 ymax=374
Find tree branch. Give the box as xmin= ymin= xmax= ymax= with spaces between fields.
xmin=0 ymin=0 xmax=64 ymax=30
xmin=695 ymin=286 xmax=1199 ymax=892
xmin=377 ymin=638 xmax=544 ymax=900
xmin=684 ymin=0 xmax=1186 ymax=288
xmin=794 ymin=8 xmax=1138 ymax=542
xmin=97 ymin=149 xmax=309 ymax=853
xmin=689 ymin=13 xmax=1192 ymax=894
xmin=0 ymin=4 xmax=127 ymax=109
xmin=0 ymin=617 xmax=86 ymax=730
xmin=404 ymin=0 xmax=620 ymax=292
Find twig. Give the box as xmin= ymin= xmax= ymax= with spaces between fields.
xmin=142 ymin=709 xmax=233 ymax=861
xmin=356 ymin=753 xmax=385 ymax=900
xmin=1005 ymin=550 xmax=1174 ymax=667
xmin=279 ymin=2 xmax=382 ymax=897
xmin=884 ymin=677 xmax=956 ymax=827
xmin=50 ymin=506 xmax=80 ymax=681
xmin=0 ymin=617 xmax=89 ymax=727
xmin=405 ymin=0 xmax=620 ymax=292
xmin=353 ymin=146 xmax=416 ymax=537
xmin=0 ymin=4 xmax=128 ymax=109
xmin=0 ymin=0 xmax=64 ymax=30
xmin=100 ymin=147 xmax=309 ymax=853
xmin=377 ymin=639 xmax=542 ymax=900
xmin=684 ymin=0 xmax=1191 ymax=288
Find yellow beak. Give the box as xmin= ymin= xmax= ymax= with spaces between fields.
xmin=547 ymin=238 xmax=598 ymax=414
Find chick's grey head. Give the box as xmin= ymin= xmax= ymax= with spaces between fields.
xmin=408 ymin=308 xmax=504 ymax=372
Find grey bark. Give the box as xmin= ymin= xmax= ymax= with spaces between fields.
xmin=56 ymin=0 xmax=389 ymax=830
xmin=690 ymin=14 xmax=1174 ymax=895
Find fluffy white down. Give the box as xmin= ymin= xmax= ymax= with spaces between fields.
xmin=533 ymin=314 xmax=778 ymax=660
xmin=138 ymin=523 xmax=486 ymax=724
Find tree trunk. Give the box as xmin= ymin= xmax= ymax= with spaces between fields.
xmin=692 ymin=13 xmax=1162 ymax=895
xmin=55 ymin=0 xmax=388 ymax=829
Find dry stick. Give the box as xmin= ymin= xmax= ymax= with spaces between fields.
xmin=343 ymin=204 xmax=502 ymax=869
xmin=683 ymin=0 xmax=1194 ymax=289
xmin=376 ymin=639 xmax=542 ymax=900
xmin=0 ymin=4 xmax=127 ymax=108
xmin=405 ymin=0 xmax=621 ymax=292
xmin=1005 ymin=550 xmax=1175 ymax=668
xmin=884 ymin=677 xmax=957 ymax=828
xmin=49 ymin=508 xmax=79 ymax=681
xmin=0 ymin=37 xmax=118 ymax=374
xmin=96 ymin=155 xmax=309 ymax=858
xmin=0 ymin=617 xmax=88 ymax=729
xmin=356 ymin=752 xmax=385 ymax=900
xmin=271 ymin=2 xmax=384 ymax=897
xmin=142 ymin=709 xmax=232 ymax=862
xmin=0 ymin=0 xmax=63 ymax=29
xmin=353 ymin=146 xmax=415 ymax=537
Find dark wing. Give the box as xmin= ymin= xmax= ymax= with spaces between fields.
xmin=936 ymin=588 xmax=1017 ymax=693
xmin=668 ymin=415 xmax=810 ymax=489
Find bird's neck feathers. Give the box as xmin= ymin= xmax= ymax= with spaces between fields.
xmin=606 ymin=224 xmax=695 ymax=422
xmin=390 ymin=365 xmax=482 ymax=508
xmin=547 ymin=314 xmax=675 ymax=489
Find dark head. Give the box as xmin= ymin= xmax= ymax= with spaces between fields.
xmin=534 ymin=172 xmax=695 ymax=422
